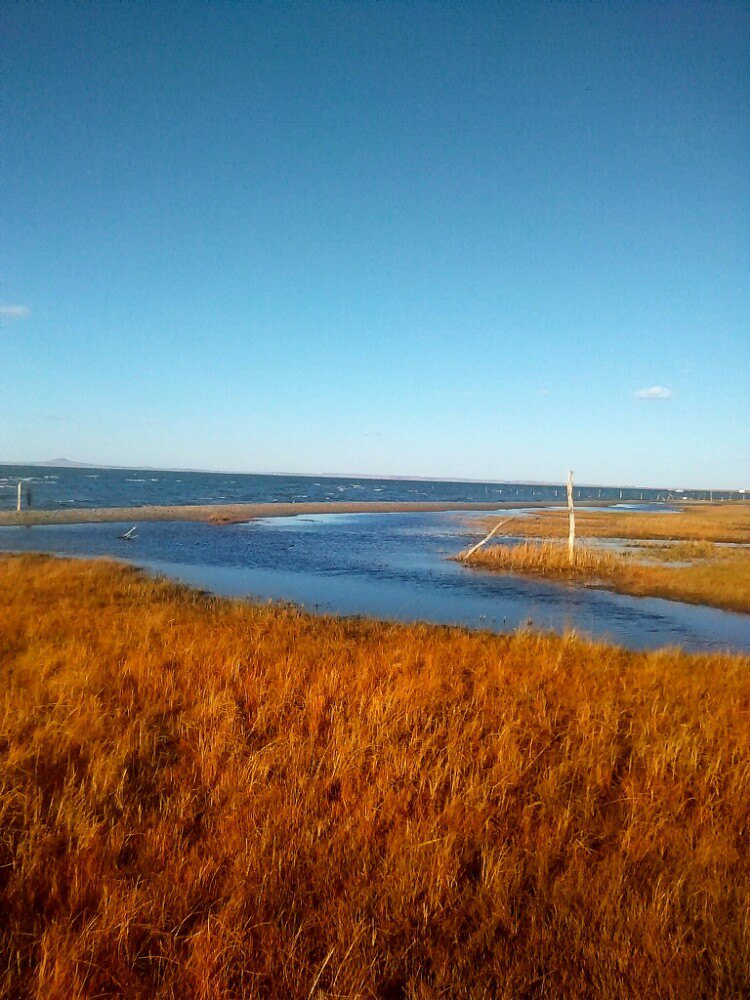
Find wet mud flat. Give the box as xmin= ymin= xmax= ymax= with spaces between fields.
xmin=0 ymin=498 xmax=581 ymax=528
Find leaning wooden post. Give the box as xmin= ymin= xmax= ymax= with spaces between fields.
xmin=567 ymin=470 xmax=575 ymax=566
xmin=17 ymin=482 xmax=23 ymax=513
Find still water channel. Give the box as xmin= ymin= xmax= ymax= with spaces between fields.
xmin=2 ymin=511 xmax=749 ymax=654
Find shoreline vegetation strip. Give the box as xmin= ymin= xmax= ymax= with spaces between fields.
xmin=2 ymin=554 xmax=749 ymax=998
xmin=462 ymin=504 xmax=750 ymax=614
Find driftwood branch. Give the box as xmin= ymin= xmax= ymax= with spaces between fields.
xmin=462 ymin=519 xmax=510 ymax=560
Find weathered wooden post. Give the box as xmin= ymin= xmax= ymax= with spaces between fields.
xmin=17 ymin=482 xmax=23 ymax=513
xmin=567 ymin=470 xmax=575 ymax=565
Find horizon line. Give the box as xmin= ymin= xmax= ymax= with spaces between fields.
xmin=0 ymin=459 xmax=746 ymax=495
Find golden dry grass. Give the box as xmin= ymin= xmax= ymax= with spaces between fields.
xmin=2 ymin=554 xmax=750 ymax=999
xmin=465 ymin=503 xmax=750 ymax=613
xmin=463 ymin=539 xmax=750 ymax=614
xmin=490 ymin=503 xmax=750 ymax=544
xmin=464 ymin=540 xmax=624 ymax=579
xmin=638 ymin=540 xmax=721 ymax=561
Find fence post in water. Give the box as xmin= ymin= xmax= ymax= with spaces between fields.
xmin=567 ymin=471 xmax=575 ymax=565
xmin=17 ymin=482 xmax=22 ymax=512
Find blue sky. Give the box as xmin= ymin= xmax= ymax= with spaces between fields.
xmin=2 ymin=1 xmax=748 ymax=488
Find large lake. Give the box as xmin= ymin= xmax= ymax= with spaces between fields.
xmin=0 ymin=464 xmax=740 ymax=511
xmin=2 ymin=510 xmax=749 ymax=654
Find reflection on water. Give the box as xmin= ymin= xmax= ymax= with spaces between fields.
xmin=1 ymin=512 xmax=749 ymax=654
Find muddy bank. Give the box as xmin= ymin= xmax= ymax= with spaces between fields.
xmin=0 ymin=499 xmax=577 ymax=527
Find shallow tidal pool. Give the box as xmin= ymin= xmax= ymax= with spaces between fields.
xmin=1 ymin=511 xmax=749 ymax=653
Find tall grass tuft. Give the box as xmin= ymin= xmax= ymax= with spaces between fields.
xmin=463 ymin=539 xmax=623 ymax=578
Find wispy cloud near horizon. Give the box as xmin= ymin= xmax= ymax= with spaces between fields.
xmin=635 ymin=385 xmax=673 ymax=401
xmin=0 ymin=304 xmax=31 ymax=319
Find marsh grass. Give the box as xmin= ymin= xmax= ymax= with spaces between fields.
xmin=628 ymin=540 xmax=719 ymax=560
xmin=463 ymin=540 xmax=625 ymax=579
xmin=489 ymin=502 xmax=750 ymax=544
xmin=465 ymin=506 xmax=750 ymax=613
xmin=464 ymin=538 xmax=750 ymax=613
xmin=2 ymin=554 xmax=750 ymax=998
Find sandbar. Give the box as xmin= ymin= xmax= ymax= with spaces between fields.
xmin=0 ymin=499 xmax=573 ymax=528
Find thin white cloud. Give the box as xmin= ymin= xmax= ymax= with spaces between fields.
xmin=635 ymin=385 xmax=672 ymax=401
xmin=0 ymin=304 xmax=31 ymax=319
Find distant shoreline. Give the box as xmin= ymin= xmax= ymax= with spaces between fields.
xmin=1 ymin=462 xmax=742 ymax=496
xmin=0 ymin=499 xmax=583 ymax=528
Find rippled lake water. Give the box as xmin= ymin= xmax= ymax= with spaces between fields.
xmin=2 ymin=511 xmax=749 ymax=654
xmin=0 ymin=464 xmax=739 ymax=511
